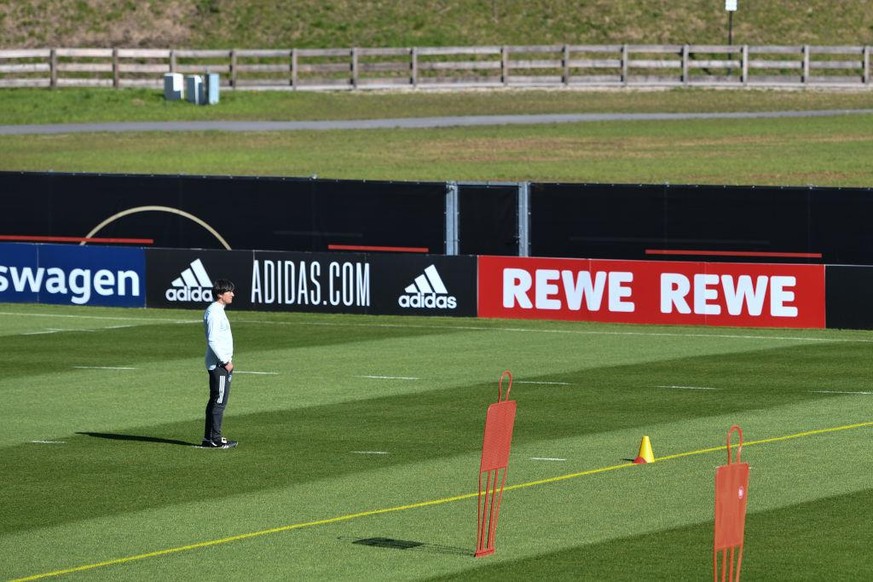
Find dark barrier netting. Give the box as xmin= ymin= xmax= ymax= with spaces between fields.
xmin=458 ymin=184 xmax=519 ymax=256
xmin=826 ymin=266 xmax=873 ymax=329
xmin=0 ymin=172 xmax=447 ymax=253
xmin=530 ymin=183 xmax=873 ymax=265
xmin=6 ymin=171 xmax=873 ymax=265
xmin=529 ymin=183 xmax=665 ymax=260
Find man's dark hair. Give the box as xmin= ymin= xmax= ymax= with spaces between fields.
xmin=213 ymin=279 xmax=235 ymax=296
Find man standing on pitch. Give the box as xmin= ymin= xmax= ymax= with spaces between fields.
xmin=202 ymin=279 xmax=238 ymax=449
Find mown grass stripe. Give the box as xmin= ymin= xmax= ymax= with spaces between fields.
xmin=12 ymin=419 xmax=872 ymax=582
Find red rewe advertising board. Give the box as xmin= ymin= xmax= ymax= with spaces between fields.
xmin=478 ymin=256 xmax=825 ymax=328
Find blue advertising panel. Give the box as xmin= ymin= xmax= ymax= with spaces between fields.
xmin=0 ymin=243 xmax=39 ymax=303
xmin=0 ymin=243 xmax=145 ymax=307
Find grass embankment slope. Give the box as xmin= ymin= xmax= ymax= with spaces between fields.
xmin=1 ymin=0 xmax=872 ymax=48
xmin=1 ymin=1 xmax=872 ymax=185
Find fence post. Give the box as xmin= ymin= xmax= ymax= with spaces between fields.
xmin=681 ymin=44 xmax=689 ymax=85
xmin=501 ymin=45 xmax=509 ymax=86
xmin=112 ymin=48 xmax=119 ymax=88
xmin=864 ymin=46 xmax=870 ymax=85
xmin=230 ymin=49 xmax=237 ymax=88
xmin=802 ymin=44 xmax=810 ymax=84
xmin=410 ymin=47 xmax=418 ymax=87
xmin=290 ymin=48 xmax=297 ymax=88
xmin=562 ymin=44 xmax=570 ymax=86
xmin=518 ymin=182 xmax=530 ymax=257
xmin=50 ymin=48 xmax=58 ymax=89
xmin=445 ymin=182 xmax=459 ymax=256
xmin=169 ymin=49 xmax=176 ymax=73
xmin=351 ymin=47 xmax=358 ymax=89
xmin=621 ymin=44 xmax=629 ymax=85
xmin=741 ymin=45 xmax=749 ymax=85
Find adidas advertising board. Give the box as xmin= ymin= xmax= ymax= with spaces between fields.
xmin=146 ymin=249 xmax=253 ymax=309
xmin=368 ymin=255 xmax=476 ymax=316
xmin=145 ymin=248 xmax=476 ymax=316
xmin=0 ymin=243 xmax=145 ymax=307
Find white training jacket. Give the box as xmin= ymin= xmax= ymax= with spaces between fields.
xmin=204 ymin=301 xmax=233 ymax=371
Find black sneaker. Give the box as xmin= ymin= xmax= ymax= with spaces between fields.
xmin=202 ymin=437 xmax=238 ymax=449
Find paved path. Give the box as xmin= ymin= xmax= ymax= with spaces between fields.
xmin=1 ymin=109 xmax=872 ymax=135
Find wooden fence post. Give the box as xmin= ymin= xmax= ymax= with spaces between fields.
xmin=741 ymin=45 xmax=749 ymax=85
xmin=681 ymin=44 xmax=689 ymax=85
xmin=802 ymin=44 xmax=810 ymax=84
xmin=351 ymin=47 xmax=358 ymax=88
xmin=410 ymin=47 xmax=418 ymax=86
xmin=290 ymin=48 xmax=297 ymax=88
xmin=501 ymin=45 xmax=509 ymax=86
xmin=562 ymin=44 xmax=570 ymax=86
xmin=112 ymin=48 xmax=119 ymax=88
xmin=621 ymin=44 xmax=628 ymax=85
xmin=50 ymin=48 xmax=58 ymax=88
xmin=230 ymin=49 xmax=237 ymax=88
xmin=864 ymin=46 xmax=870 ymax=85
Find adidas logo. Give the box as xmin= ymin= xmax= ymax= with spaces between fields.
xmin=165 ymin=258 xmax=214 ymax=302
xmin=398 ymin=265 xmax=457 ymax=310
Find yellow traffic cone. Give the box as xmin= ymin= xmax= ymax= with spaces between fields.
xmin=633 ymin=436 xmax=655 ymax=464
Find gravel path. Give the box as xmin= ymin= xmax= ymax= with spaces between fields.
xmin=1 ymin=109 xmax=872 ymax=135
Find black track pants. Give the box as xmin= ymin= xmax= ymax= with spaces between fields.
xmin=204 ymin=367 xmax=232 ymax=442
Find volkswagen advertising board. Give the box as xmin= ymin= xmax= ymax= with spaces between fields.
xmin=0 ymin=243 xmax=145 ymax=307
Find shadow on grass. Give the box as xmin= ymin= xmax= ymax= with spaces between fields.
xmin=342 ymin=536 xmax=471 ymax=557
xmin=76 ymin=432 xmax=196 ymax=447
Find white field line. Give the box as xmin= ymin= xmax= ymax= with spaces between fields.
xmin=4 ymin=309 xmax=871 ymax=344
xmin=358 ymin=375 xmax=419 ymax=381
xmin=232 ymin=371 xmax=278 ymax=375
xmin=22 ymin=328 xmax=70 ymax=335
xmin=284 ymin=319 xmax=873 ymax=344
xmin=654 ymin=385 xmax=719 ymax=391
xmin=73 ymin=366 xmax=137 ymax=370
xmin=0 ymin=311 xmax=192 ymax=324
xmin=351 ymin=451 xmax=389 ymax=455
xmin=530 ymin=457 xmax=567 ymax=461
xmin=811 ymin=390 xmax=873 ymax=395
xmin=30 ymin=440 xmax=66 ymax=444
xmin=515 ymin=380 xmax=571 ymax=385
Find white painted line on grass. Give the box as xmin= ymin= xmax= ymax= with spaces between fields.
xmin=515 ymin=380 xmax=571 ymax=385
xmin=73 ymin=366 xmax=137 ymax=370
xmin=22 ymin=329 xmax=66 ymax=335
xmin=30 ymin=440 xmax=66 ymax=445
xmin=654 ymin=385 xmax=718 ymax=391
xmin=232 ymin=371 xmax=279 ymax=375
xmin=812 ymin=390 xmax=873 ymax=395
xmin=0 ymin=311 xmax=193 ymax=324
xmin=530 ymin=457 xmax=567 ymax=462
xmin=358 ymin=375 xmax=419 ymax=381
xmin=351 ymin=451 xmax=390 ymax=455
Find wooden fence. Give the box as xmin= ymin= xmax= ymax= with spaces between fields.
xmin=0 ymin=45 xmax=870 ymax=90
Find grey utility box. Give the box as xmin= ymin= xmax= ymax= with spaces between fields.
xmin=206 ymin=73 xmax=220 ymax=105
xmin=163 ymin=73 xmax=184 ymax=101
xmin=185 ymin=75 xmax=206 ymax=105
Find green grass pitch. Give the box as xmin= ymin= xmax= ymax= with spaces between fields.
xmin=1 ymin=303 xmax=872 ymax=580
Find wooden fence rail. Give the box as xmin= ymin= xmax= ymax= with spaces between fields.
xmin=0 ymin=44 xmax=870 ymax=90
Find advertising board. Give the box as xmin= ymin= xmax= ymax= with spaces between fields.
xmin=478 ymin=256 xmax=825 ymax=328
xmin=146 ymin=248 xmax=477 ymax=317
xmin=0 ymin=243 xmax=145 ymax=307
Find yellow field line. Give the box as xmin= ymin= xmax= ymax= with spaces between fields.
xmin=12 ymin=420 xmax=873 ymax=582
